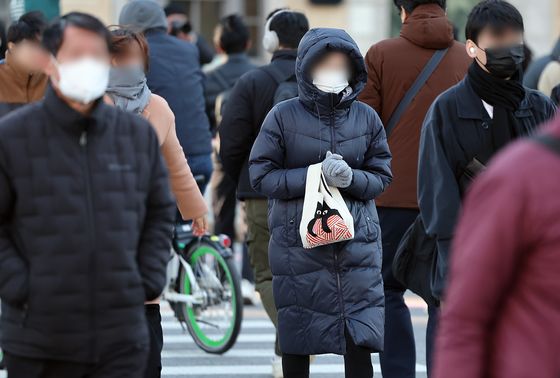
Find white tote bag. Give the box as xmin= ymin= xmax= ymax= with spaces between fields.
xmin=299 ymin=163 xmax=355 ymax=249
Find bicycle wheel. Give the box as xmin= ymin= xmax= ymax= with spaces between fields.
xmin=179 ymin=242 xmax=242 ymax=354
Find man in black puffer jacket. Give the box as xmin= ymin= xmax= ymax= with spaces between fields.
xmin=0 ymin=13 xmax=175 ymax=378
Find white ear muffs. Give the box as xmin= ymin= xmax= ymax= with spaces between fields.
xmin=263 ymin=10 xmax=291 ymax=54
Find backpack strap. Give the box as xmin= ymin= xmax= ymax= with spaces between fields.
xmin=385 ymin=48 xmax=449 ymax=137
xmin=534 ymin=134 xmax=560 ymax=156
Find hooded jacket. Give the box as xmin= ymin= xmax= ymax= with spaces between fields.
xmin=249 ymin=28 xmax=392 ymax=355
xmin=359 ymin=4 xmax=470 ymax=209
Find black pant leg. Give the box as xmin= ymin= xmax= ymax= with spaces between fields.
xmin=282 ymin=353 xmax=309 ymax=378
xmin=343 ymin=329 xmax=373 ymax=378
xmin=378 ymin=207 xmax=419 ymax=378
xmin=144 ymin=304 xmax=163 ymax=378
xmin=5 ymin=353 xmax=89 ymax=378
xmin=4 ymin=353 xmax=44 ymax=378
xmin=90 ymin=340 xmax=149 ymax=378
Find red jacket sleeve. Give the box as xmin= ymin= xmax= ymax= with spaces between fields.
xmin=433 ymin=167 xmax=529 ymax=378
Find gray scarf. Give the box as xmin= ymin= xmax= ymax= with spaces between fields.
xmin=106 ymin=65 xmax=151 ymax=115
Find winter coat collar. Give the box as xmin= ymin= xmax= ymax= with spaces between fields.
xmin=271 ymin=49 xmax=297 ymax=63
xmin=295 ymin=28 xmax=366 ymax=116
xmin=400 ymin=4 xmax=454 ymax=50
xmin=456 ymin=76 xmax=535 ymax=120
xmin=43 ymin=86 xmax=112 ymax=136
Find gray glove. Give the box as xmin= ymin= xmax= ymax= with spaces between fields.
xmin=322 ymin=151 xmax=353 ymax=188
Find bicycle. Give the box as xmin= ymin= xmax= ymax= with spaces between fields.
xmin=163 ymin=222 xmax=243 ymax=354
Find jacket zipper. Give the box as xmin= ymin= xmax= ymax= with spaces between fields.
xmin=329 ymin=94 xmax=346 ymax=349
xmin=330 ymin=94 xmax=336 ymax=153
xmin=80 ymin=130 xmax=98 ymax=362
xmin=333 ymin=246 xmax=346 ymax=348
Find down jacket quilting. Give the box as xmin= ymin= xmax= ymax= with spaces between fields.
xmin=249 ymin=28 xmax=392 ymax=355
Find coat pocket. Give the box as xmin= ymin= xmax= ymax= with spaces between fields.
xmin=361 ymin=207 xmax=379 ymax=242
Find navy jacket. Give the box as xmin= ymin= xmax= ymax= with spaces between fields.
xmin=249 ymin=28 xmax=392 ymax=355
xmin=204 ymin=52 xmax=257 ymax=132
xmin=146 ymin=30 xmax=212 ymax=157
xmin=418 ymin=76 xmax=556 ymax=299
xmin=0 ymin=88 xmax=175 ymax=362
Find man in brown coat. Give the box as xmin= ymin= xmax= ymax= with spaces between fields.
xmin=0 ymin=12 xmax=48 ymax=117
xmin=359 ymin=0 xmax=470 ymax=377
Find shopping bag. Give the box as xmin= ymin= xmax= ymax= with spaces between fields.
xmin=299 ymin=163 xmax=354 ymax=249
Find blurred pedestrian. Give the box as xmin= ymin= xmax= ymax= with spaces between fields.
xmin=249 ymin=28 xmax=392 ymax=378
xmin=219 ymin=9 xmax=309 ymax=377
xmin=164 ymin=3 xmax=214 ymax=65
xmin=359 ymin=0 xmax=470 ymax=375
xmin=418 ymin=0 xmax=555 ymax=314
xmin=119 ymin=0 xmax=213 ymax=195
xmin=433 ymin=116 xmax=560 ymax=378
xmin=0 ymin=11 xmax=48 ymax=117
xmin=205 ymin=14 xmax=257 ymax=302
xmin=205 ymin=14 xmax=255 ymax=133
xmin=107 ymin=28 xmax=209 ymax=378
xmin=0 ymin=12 xmax=175 ymax=378
xmin=524 ymin=36 xmax=560 ymax=89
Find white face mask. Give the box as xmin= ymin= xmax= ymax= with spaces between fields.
xmin=312 ymin=69 xmax=349 ymax=94
xmin=55 ymin=57 xmax=110 ymax=104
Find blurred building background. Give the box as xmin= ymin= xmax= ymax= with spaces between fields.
xmin=1 ymin=0 xmax=559 ymax=61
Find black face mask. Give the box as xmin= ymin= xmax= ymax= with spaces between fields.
xmin=478 ymin=44 xmax=525 ymax=79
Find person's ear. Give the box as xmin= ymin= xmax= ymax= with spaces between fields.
xmin=400 ymin=7 xmax=409 ymax=23
xmin=466 ymin=39 xmax=478 ymax=59
xmin=7 ymin=41 xmax=15 ymax=51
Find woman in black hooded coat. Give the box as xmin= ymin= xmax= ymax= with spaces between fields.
xmin=249 ymin=28 xmax=392 ymax=377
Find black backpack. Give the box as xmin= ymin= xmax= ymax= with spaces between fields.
xmin=263 ymin=65 xmax=299 ymax=106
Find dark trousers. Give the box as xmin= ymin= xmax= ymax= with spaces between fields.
xmin=378 ymin=207 xmax=438 ymax=378
xmin=282 ymin=328 xmax=373 ymax=378
xmin=144 ymin=304 xmax=163 ymax=378
xmin=211 ymin=150 xmax=237 ymax=240
xmin=4 ymin=342 xmax=148 ymax=378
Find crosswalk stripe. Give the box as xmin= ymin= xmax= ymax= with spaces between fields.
xmin=161 ymin=364 xmax=428 ymax=375
xmin=164 ymin=333 xmax=275 ymax=344
xmin=162 ymin=350 xmax=380 ymax=359
xmin=161 ymin=320 xmax=274 ymax=330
